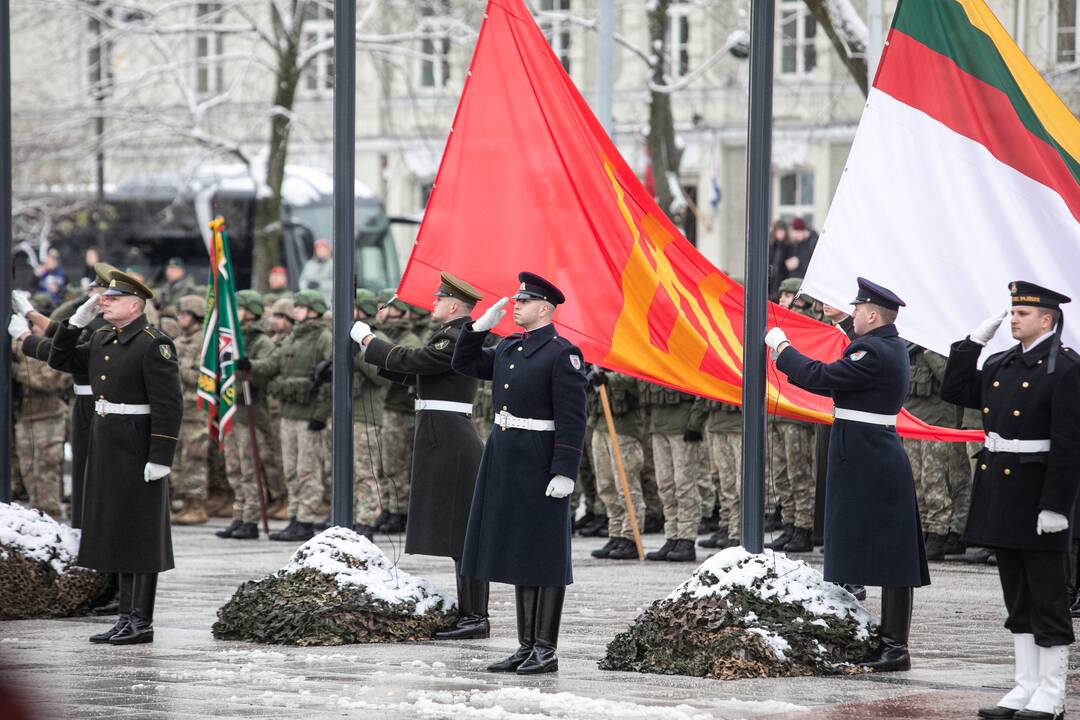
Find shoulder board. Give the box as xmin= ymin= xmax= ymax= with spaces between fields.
xmin=93 ymin=326 xmax=111 ymax=334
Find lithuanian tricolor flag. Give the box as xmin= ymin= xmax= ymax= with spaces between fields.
xmin=397 ymin=0 xmax=977 ymax=441
xmin=802 ymin=0 xmax=1080 ymax=357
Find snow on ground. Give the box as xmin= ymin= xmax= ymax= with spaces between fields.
xmin=281 ymin=527 xmax=451 ymax=615
xmin=0 ymin=502 xmax=81 ymax=574
xmin=670 ymin=547 xmax=873 ymax=641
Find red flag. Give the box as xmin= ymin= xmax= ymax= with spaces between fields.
xmin=396 ymin=0 xmax=976 ymax=443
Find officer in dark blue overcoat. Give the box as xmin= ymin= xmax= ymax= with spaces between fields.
xmin=452 ymin=272 xmax=587 ymax=675
xmin=766 ymin=277 xmax=930 ymax=673
xmin=941 ymin=282 xmax=1080 ymax=720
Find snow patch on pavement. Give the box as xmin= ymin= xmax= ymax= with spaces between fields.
xmin=0 ymin=502 xmax=81 ymax=574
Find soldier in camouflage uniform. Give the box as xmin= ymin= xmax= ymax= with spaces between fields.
xmin=171 ymin=294 xmax=211 ymax=525
xmin=373 ymin=291 xmax=421 ymax=533
xmin=586 ymin=368 xmax=645 ymax=560
xmin=902 ymin=344 xmax=971 ymax=560
xmin=240 ymin=290 xmax=331 ymax=542
xmin=154 ymin=257 xmax=198 ymax=314
xmin=218 ymin=290 xmax=278 ymax=540
xmin=9 ymin=305 xmax=71 ymax=518
xmin=570 ymin=428 xmax=604 ymax=536
xmin=262 ymin=296 xmax=294 ymax=519
xmin=698 ymin=398 xmax=742 ymax=549
xmin=766 ymin=278 xmax=818 ymax=553
xmin=638 ymin=410 xmax=664 ymax=533
xmin=641 ymin=382 xmax=708 ymax=562
xmin=351 ymin=289 xmax=391 ymax=538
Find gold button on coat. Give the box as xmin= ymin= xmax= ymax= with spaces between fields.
xmin=1013 ymin=410 xmax=1021 ymax=416
xmin=1004 ymin=468 xmax=1012 ymax=476
xmin=100 ymin=375 xmax=106 ymax=381
xmin=980 ymin=464 xmax=987 ymax=471
xmin=1022 ymin=381 xmax=1030 ymax=388
xmin=983 ymin=407 xmax=990 ymax=414
xmin=993 ymin=381 xmax=1000 ymax=387
xmin=503 ymin=384 xmax=509 ymax=389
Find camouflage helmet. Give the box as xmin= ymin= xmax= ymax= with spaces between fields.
xmin=355 ymin=288 xmax=378 ymax=316
xmin=236 ymin=289 xmax=264 ymax=318
xmin=408 ymin=303 xmax=431 ymax=317
xmin=778 ymin=277 xmax=803 ymax=295
xmin=178 ymin=294 xmax=207 ymax=317
xmin=294 ymin=289 xmax=327 ymax=316
xmin=270 ymin=296 xmax=295 ymax=319
xmin=378 ymin=288 xmax=409 ymax=313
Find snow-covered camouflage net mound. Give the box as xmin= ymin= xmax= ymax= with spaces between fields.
xmin=213 ymin=527 xmax=456 ymax=646
xmin=601 ymin=548 xmax=876 ymax=679
xmin=0 ymin=502 xmax=111 ymax=620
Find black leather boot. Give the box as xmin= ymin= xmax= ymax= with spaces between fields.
xmin=698 ymin=529 xmax=729 ymax=548
xmin=489 ymin=586 xmax=537 ymax=672
xmin=90 ymin=573 xmax=133 ymax=643
xmin=590 ymin=537 xmax=621 ymax=559
xmin=230 ymin=522 xmax=259 ymax=540
xmin=766 ymin=523 xmax=794 ymax=550
xmin=91 ymin=573 xmax=120 ymax=615
xmin=271 ymin=521 xmax=314 ymax=542
xmin=517 ymin=586 xmax=565 ymax=674
xmin=110 ymin=573 xmax=157 ymax=645
xmin=924 ymin=532 xmax=947 ymax=561
xmin=784 ymin=527 xmax=813 ymax=553
xmin=860 ymin=586 xmax=912 ymax=671
xmin=269 ymin=517 xmax=298 ymax=541
xmin=666 ymin=539 xmax=697 ymax=562
xmin=942 ymin=531 xmax=967 ymax=556
xmin=645 ymin=538 xmax=677 ymax=561
xmin=435 ymin=563 xmax=490 ymax=640
xmin=215 ymin=519 xmax=242 ymax=538
xmin=607 ymin=537 xmax=640 ymax=560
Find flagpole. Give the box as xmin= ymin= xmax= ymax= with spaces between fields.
xmin=740 ymin=0 xmax=775 ymax=554
xmin=240 ymin=377 xmax=270 ymax=535
xmin=330 ymin=0 xmax=357 ymax=529
xmin=0 ymin=0 xmax=11 ymax=503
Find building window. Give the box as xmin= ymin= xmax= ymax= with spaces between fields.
xmin=302 ymin=5 xmax=334 ymax=94
xmin=86 ymin=3 xmax=113 ymax=99
xmin=776 ymin=169 xmax=814 ymax=227
xmin=419 ymin=181 xmax=434 ymax=209
xmin=667 ymin=0 xmax=691 ymax=79
xmin=539 ymin=0 xmax=572 ymax=72
xmin=195 ymin=3 xmax=225 ymax=95
xmin=419 ymin=1 xmax=451 ymax=88
xmin=1058 ymin=0 xmax=1078 ymax=64
xmin=779 ymin=1 xmax=817 ymax=76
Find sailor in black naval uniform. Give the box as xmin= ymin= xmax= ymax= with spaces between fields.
xmin=941 ymin=282 xmax=1080 ymax=720
xmin=452 ymin=272 xmax=588 ymax=675
xmin=351 ymin=272 xmax=488 ymax=640
xmin=48 ymin=270 xmax=183 ymax=645
xmin=766 ymin=277 xmax=929 ymax=672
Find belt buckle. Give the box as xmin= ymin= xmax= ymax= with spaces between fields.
xmin=95 ymin=400 xmax=106 ymax=417
xmin=495 ymin=411 xmax=507 ymax=429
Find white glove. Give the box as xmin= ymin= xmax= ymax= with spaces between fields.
xmin=1036 ymin=509 xmax=1069 ymax=535
xmin=969 ymin=311 xmax=1008 ymax=346
xmin=764 ymin=327 xmax=789 ymax=353
xmin=545 ymin=474 xmax=574 ymax=499
xmin=143 ymin=462 xmax=171 ymax=483
xmin=350 ymin=320 xmax=372 ymax=345
xmin=8 ymin=314 xmax=30 ymax=340
xmin=473 ymin=297 xmax=508 ymax=332
xmin=12 ymin=291 xmax=33 ymax=317
xmin=69 ymin=295 xmax=100 ymax=328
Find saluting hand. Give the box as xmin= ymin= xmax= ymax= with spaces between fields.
xmin=545 ymin=475 xmax=574 ymax=499
xmin=473 ymin=297 xmax=508 ymax=332
xmin=69 ymin=295 xmax=100 ymax=328
xmin=968 ymin=310 xmax=1008 ymax=346
xmin=143 ymin=463 xmax=170 ymax=483
xmin=11 ymin=290 xmax=34 ymax=317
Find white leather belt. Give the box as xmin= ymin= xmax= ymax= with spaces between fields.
xmin=833 ymin=407 xmax=898 ymax=426
xmin=95 ymin=399 xmax=151 ymax=416
xmin=415 ymin=399 xmax=473 ymax=415
xmin=985 ymin=432 xmax=1051 ymax=454
xmin=494 ymin=410 xmax=556 ymax=431
xmin=73 ymin=384 xmax=93 ymax=396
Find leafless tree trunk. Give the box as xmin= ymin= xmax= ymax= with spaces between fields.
xmin=803 ymin=0 xmax=869 ymax=96
xmin=645 ymin=0 xmax=684 ymax=223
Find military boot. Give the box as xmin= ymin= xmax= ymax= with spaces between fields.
xmin=665 ymin=539 xmax=697 ymax=562
xmin=645 ymin=538 xmax=677 ymax=561
xmin=924 ymin=532 xmax=947 ymax=561
xmin=489 ymin=586 xmax=538 ymax=672
xmin=572 ymin=511 xmax=596 ymax=532
xmin=373 ymin=510 xmax=393 ymax=532
xmin=268 ymin=517 xmax=299 ymax=541
xmin=90 ymin=574 xmax=133 ymax=643
xmin=215 ymin=519 xmax=242 ymax=538
xmin=784 ymin=527 xmax=813 ymax=553
xmin=229 ymin=522 xmax=259 ymax=540
xmin=608 ymin=537 xmax=640 ymax=560
xmin=171 ymin=498 xmax=208 ymax=525
xmin=590 ymin=537 xmax=621 ymax=559
xmin=381 ymin=513 xmax=407 ymax=534
xmin=271 ymin=521 xmax=314 ymax=542
xmin=578 ymin=514 xmax=608 ymax=537
xmin=516 ymin=586 xmax=565 ymax=675
xmin=698 ymin=529 xmax=729 ymax=548
xmin=110 ymin=573 xmax=157 ymax=645
xmin=766 ymin=523 xmax=794 ymax=550
xmin=942 ymin=531 xmax=967 ymax=557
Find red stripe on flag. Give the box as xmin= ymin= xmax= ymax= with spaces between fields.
xmin=877 ymin=30 xmax=1080 ymax=224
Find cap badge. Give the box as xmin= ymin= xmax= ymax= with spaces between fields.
xmin=1009 ymin=282 xmax=1018 ymax=293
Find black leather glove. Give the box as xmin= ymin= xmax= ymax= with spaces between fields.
xmin=307 ymin=419 xmax=326 ymax=432
xmin=313 ymin=359 xmax=332 ymax=384
xmin=683 ymin=428 xmax=704 ymax=443
xmin=586 ymin=366 xmax=607 ymax=388
xmin=235 ymin=357 xmax=252 ymax=372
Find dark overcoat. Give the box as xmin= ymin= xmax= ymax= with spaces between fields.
xmin=363 ymin=315 xmax=483 ymax=558
xmin=48 ymin=314 xmax=183 ymax=573
xmin=22 ymin=315 xmax=110 ymax=528
xmin=452 ymin=322 xmax=588 ymax=587
xmin=940 ymin=337 xmax=1080 ymax=552
xmin=776 ymin=323 xmax=930 ymax=587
